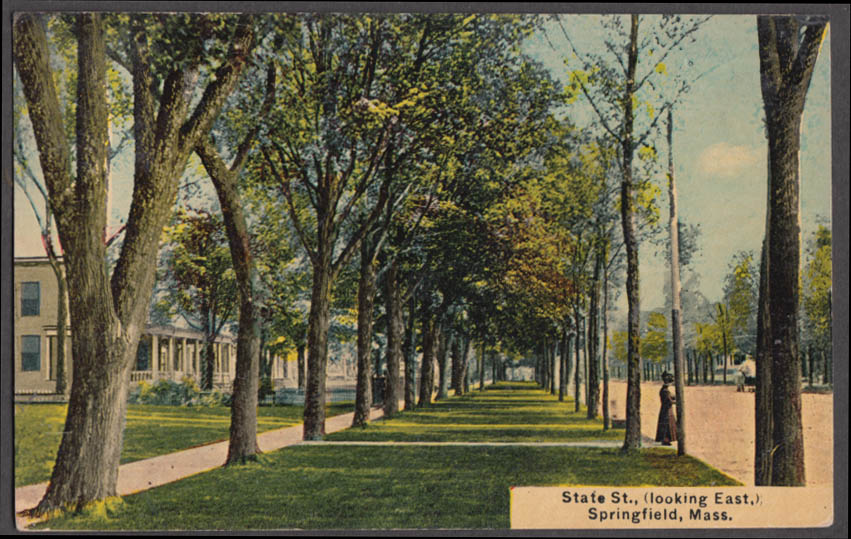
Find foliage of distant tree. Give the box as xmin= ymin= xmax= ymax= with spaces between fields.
xmin=156 ymin=208 xmax=237 ymax=390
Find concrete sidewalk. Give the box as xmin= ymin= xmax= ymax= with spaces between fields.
xmin=15 ymin=406 xmax=389 ymax=530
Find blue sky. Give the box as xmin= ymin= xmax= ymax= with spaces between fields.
xmin=14 ymin=13 xmax=832 ymax=320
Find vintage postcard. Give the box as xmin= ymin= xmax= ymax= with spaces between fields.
xmin=3 ymin=3 xmax=846 ymax=535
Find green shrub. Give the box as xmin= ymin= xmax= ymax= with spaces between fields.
xmin=128 ymin=378 xmax=204 ymax=406
xmin=258 ymin=376 xmax=274 ymax=402
xmin=198 ymin=389 xmax=232 ymax=407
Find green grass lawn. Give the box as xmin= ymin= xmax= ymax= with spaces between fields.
xmin=327 ymin=381 xmax=623 ymax=443
xmin=14 ymin=401 xmax=354 ymax=487
xmin=34 ymin=445 xmax=739 ymax=530
xmin=29 ymin=382 xmax=739 ymax=530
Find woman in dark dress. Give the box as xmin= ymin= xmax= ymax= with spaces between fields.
xmin=655 ymin=372 xmax=677 ymax=445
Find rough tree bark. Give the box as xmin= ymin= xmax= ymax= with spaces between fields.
xmin=201 ymin=331 xmax=216 ymax=391
xmin=559 ymin=328 xmax=568 ymax=402
xmin=13 ymin=13 xmax=254 ymax=513
xmin=620 ymin=14 xmax=643 ymax=452
xmin=383 ymin=260 xmax=403 ymax=416
xmin=551 ymin=340 xmax=557 ymax=394
xmin=574 ymin=308 xmax=583 ymax=412
xmin=297 ymin=343 xmax=306 ymax=391
xmin=755 ymin=237 xmax=773 ymax=484
xmin=667 ymin=107 xmax=687 ymax=456
xmin=451 ymin=332 xmax=467 ymax=396
xmin=403 ymin=294 xmax=418 ymax=408
xmin=436 ymin=327 xmax=450 ymax=400
xmin=587 ymin=245 xmax=602 ymax=419
xmin=418 ymin=308 xmax=439 ymax=407
xmin=195 ymin=59 xmax=276 ymax=463
xmin=264 ymin=142 xmax=389 ymax=440
xmin=479 ymin=340 xmax=486 ymax=390
xmin=755 ymin=15 xmax=826 ymax=486
xmin=353 ymin=239 xmax=378 ymax=427
xmin=602 ymin=264 xmax=610 ymax=430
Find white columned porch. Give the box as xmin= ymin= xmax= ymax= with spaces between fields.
xmin=151 ymin=334 xmax=159 ymax=380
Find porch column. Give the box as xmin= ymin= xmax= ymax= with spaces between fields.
xmin=178 ymin=337 xmax=185 ymax=374
xmin=151 ymin=334 xmax=159 ymax=380
xmin=284 ymin=350 xmax=289 ymax=380
xmin=167 ymin=336 xmax=174 ymax=379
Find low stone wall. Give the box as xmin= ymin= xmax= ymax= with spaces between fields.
xmin=274 ymin=387 xmax=357 ymax=405
xmin=14 ymin=392 xmax=67 ymax=404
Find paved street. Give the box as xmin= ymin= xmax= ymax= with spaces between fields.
xmin=608 ymin=381 xmax=834 ymax=486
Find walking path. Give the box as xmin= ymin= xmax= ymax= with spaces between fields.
xmin=14 ymin=406 xmax=389 ymax=530
xmin=302 ymin=440 xmax=628 ymax=447
xmin=20 ymin=382 xmax=829 ymax=529
xmin=608 ymin=381 xmax=834 ymax=486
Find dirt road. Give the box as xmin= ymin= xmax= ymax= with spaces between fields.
xmin=607 ymin=381 xmax=833 ymax=486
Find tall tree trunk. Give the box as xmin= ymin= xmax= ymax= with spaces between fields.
xmin=461 ymin=336 xmax=473 ymax=395
xmin=197 ymin=125 xmax=273 ymax=463
xmin=418 ymin=304 xmax=439 ymax=407
xmin=403 ymin=295 xmax=417 ymax=409
xmin=559 ymin=329 xmax=567 ymax=402
xmin=720 ymin=311 xmax=730 ymax=386
xmin=297 ymin=343 xmax=306 ymax=391
xmin=602 ymin=261 xmax=610 ymax=430
xmin=620 ymin=14 xmax=642 ymax=452
xmin=226 ymin=283 xmax=261 ymax=462
xmin=384 ymin=260 xmax=403 ymax=416
xmin=584 ymin=316 xmax=590 ymax=406
xmin=547 ymin=338 xmax=558 ymax=395
xmin=202 ymin=331 xmax=216 ymax=391
xmin=303 ymin=251 xmax=333 ymax=440
xmin=14 ymin=13 xmax=253 ymax=513
xmin=756 ymin=14 xmax=825 ymax=487
xmin=353 ymin=241 xmax=378 ymax=427
xmin=436 ymin=326 xmax=450 ymax=400
xmin=686 ymin=349 xmax=692 ymax=386
xmin=451 ymin=332 xmax=466 ymax=396
xmin=491 ymin=350 xmax=498 ymax=384
xmin=755 ymin=239 xmax=773 ymax=485
xmin=574 ymin=309 xmax=583 ymax=412
xmin=479 ymin=341 xmax=486 ymax=390
xmin=667 ymin=107 xmax=687 ymax=455
xmin=709 ymin=350 xmax=716 ymax=385
xmin=807 ymin=344 xmax=814 ymax=387
xmin=48 ymin=254 xmax=68 ymax=396
xmin=587 ymin=246 xmax=602 ymax=419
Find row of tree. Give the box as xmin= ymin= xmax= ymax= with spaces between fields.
xmin=13 ymin=12 xmax=829 ymax=516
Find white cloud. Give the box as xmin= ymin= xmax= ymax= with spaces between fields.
xmin=696 ymin=142 xmax=761 ymax=178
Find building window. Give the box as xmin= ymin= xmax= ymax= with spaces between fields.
xmin=21 ymin=335 xmax=41 ymax=372
xmin=21 ymin=282 xmax=40 ymax=316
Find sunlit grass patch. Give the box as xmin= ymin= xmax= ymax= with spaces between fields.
xmin=33 ymin=445 xmax=739 ymax=530
xmin=329 ymin=385 xmax=620 ymax=443
xmin=14 ymin=401 xmax=354 ymax=487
